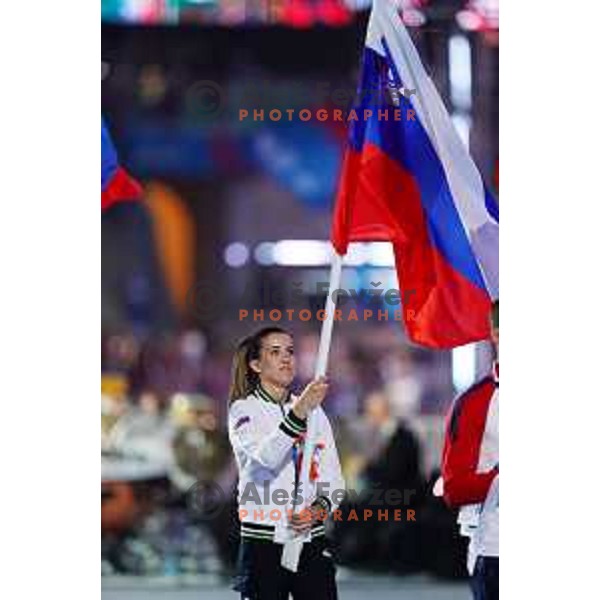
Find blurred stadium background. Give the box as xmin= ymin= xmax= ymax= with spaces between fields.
xmin=101 ymin=1 xmax=498 ymax=596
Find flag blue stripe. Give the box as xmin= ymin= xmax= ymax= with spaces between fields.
xmin=102 ymin=118 xmax=119 ymax=191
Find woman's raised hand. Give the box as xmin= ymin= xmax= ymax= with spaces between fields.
xmin=291 ymin=376 xmax=328 ymax=419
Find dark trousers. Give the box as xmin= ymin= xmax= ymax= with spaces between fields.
xmin=471 ymin=556 xmax=499 ymax=600
xmin=233 ymin=537 xmax=338 ymax=600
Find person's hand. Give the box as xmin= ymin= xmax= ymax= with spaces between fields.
xmin=288 ymin=506 xmax=327 ymax=534
xmin=291 ymin=377 xmax=328 ymax=420
xmin=289 ymin=511 xmax=313 ymax=535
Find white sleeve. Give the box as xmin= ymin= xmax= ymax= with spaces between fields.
xmin=313 ymin=410 xmax=346 ymax=512
xmin=228 ymin=400 xmax=307 ymax=474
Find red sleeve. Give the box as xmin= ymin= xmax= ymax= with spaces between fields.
xmin=441 ymin=379 xmax=498 ymax=508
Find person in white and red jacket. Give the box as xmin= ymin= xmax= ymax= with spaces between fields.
xmin=441 ymin=301 xmax=499 ymax=600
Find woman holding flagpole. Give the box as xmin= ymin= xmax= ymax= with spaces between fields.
xmin=228 ymin=326 xmax=344 ymax=600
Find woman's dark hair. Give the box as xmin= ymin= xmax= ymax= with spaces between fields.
xmin=228 ymin=326 xmax=292 ymax=405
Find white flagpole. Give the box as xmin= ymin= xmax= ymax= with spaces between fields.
xmin=281 ymin=250 xmax=343 ymax=571
xmin=315 ymin=251 xmax=344 ymax=377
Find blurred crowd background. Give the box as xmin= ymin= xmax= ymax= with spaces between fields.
xmin=102 ymin=0 xmax=498 ymax=584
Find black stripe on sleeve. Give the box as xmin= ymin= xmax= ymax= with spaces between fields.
xmin=279 ymin=410 xmax=307 ymax=438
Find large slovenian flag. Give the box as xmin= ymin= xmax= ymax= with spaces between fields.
xmin=101 ymin=117 xmax=142 ymax=211
xmin=331 ymin=0 xmax=498 ymax=348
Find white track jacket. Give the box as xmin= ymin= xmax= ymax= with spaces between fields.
xmin=228 ymin=383 xmax=345 ymax=543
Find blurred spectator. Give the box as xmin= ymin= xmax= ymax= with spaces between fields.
xmin=335 ymin=387 xmax=425 ymax=573
xmin=105 ymin=390 xmax=173 ymax=468
xmin=381 ymin=348 xmax=422 ymax=420
xmin=364 ymin=392 xmax=422 ymax=493
xmin=169 ymin=393 xmax=232 ymax=493
xmin=338 ymin=389 xmax=397 ymax=490
xmin=101 ymin=373 xmax=130 ymax=445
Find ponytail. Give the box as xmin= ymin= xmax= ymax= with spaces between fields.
xmin=228 ymin=326 xmax=291 ymax=405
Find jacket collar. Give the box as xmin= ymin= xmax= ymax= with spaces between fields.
xmin=255 ymin=382 xmax=290 ymax=405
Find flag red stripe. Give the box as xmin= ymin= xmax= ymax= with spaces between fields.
xmin=332 ymin=144 xmax=490 ymax=347
xmin=101 ymin=167 xmax=143 ymax=212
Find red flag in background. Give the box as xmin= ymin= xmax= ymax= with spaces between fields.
xmin=102 ymin=117 xmax=142 ymax=211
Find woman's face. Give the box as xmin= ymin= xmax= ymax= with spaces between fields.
xmin=251 ymin=332 xmax=295 ymax=389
